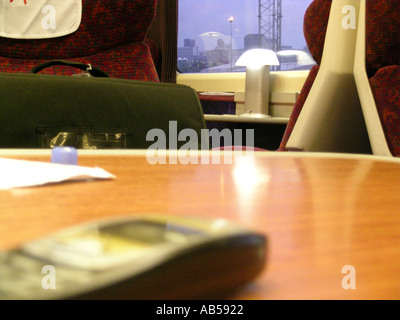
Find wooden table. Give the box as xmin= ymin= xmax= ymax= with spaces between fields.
xmin=1 ymin=150 xmax=400 ymax=300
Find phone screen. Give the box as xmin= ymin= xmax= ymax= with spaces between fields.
xmin=28 ymin=220 xmax=207 ymax=270
xmin=99 ymin=220 xmax=205 ymax=244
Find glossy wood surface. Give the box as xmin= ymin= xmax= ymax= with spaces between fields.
xmin=1 ymin=150 xmax=400 ymax=299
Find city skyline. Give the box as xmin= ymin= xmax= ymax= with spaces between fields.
xmin=178 ymin=0 xmax=313 ymax=51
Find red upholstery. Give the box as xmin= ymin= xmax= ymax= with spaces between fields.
xmin=370 ymin=66 xmax=400 ymax=155
xmin=366 ymin=0 xmax=400 ymax=156
xmin=212 ymin=146 xmax=268 ymax=152
xmin=279 ymin=0 xmax=331 ymax=151
xmin=366 ymin=1 xmax=400 ymax=78
xmin=303 ymin=0 xmax=332 ymax=66
xmin=0 ymin=0 xmax=159 ymax=81
xmin=280 ymin=0 xmax=400 ymax=155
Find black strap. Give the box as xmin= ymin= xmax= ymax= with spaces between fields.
xmin=31 ymin=60 xmax=109 ymax=77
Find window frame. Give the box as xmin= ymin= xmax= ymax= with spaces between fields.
xmin=175 ymin=0 xmax=313 ymax=120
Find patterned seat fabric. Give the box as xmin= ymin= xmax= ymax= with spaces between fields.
xmin=0 ymin=0 xmax=159 ymax=82
xmin=366 ymin=0 xmax=400 ymax=156
xmin=278 ymin=0 xmax=332 ymax=151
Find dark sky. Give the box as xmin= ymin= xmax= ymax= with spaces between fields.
xmin=178 ymin=0 xmax=313 ymax=50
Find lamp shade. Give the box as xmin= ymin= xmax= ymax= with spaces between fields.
xmin=235 ymin=49 xmax=280 ymax=68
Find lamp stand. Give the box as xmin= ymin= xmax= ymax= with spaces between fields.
xmin=240 ymin=65 xmax=271 ymax=118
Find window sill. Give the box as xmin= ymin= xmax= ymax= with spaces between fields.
xmin=177 ymin=70 xmax=308 ymax=120
xmin=176 ymin=70 xmax=310 ymax=93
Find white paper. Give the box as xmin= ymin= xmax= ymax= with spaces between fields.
xmin=0 ymin=158 xmax=115 ymax=190
xmin=1 ymin=0 xmax=82 ymax=39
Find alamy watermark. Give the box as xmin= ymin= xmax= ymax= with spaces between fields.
xmin=145 ymin=121 xmax=256 ymax=165
xmin=41 ymin=265 xmax=56 ymax=290
xmin=341 ymin=265 xmax=356 ymax=290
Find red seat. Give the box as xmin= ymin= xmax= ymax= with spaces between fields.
xmin=0 ymin=0 xmax=159 ymax=82
xmin=280 ymin=0 xmax=400 ymax=156
xmin=364 ymin=0 xmax=400 ymax=156
xmin=212 ymin=146 xmax=268 ymax=152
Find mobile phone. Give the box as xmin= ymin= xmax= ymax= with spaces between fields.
xmin=0 ymin=215 xmax=267 ymax=300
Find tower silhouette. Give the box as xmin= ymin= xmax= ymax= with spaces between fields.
xmin=258 ymin=0 xmax=282 ymax=51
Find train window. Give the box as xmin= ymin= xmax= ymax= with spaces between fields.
xmin=178 ymin=0 xmax=315 ymax=73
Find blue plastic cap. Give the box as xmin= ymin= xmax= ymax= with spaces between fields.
xmin=51 ymin=147 xmax=78 ymax=165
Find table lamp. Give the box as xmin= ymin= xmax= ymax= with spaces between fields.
xmin=235 ymin=49 xmax=280 ymax=118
